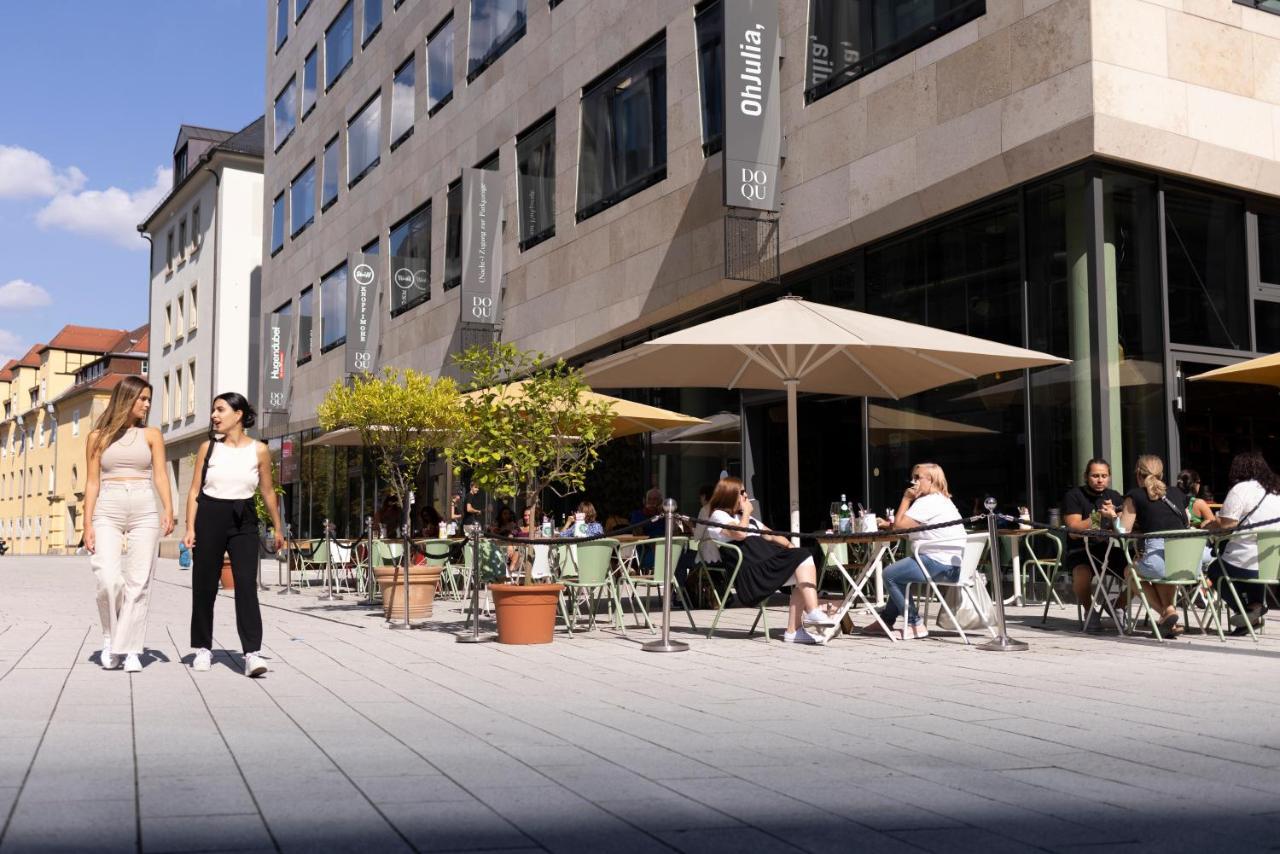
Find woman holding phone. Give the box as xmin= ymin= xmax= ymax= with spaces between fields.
xmin=182 ymin=393 xmax=284 ymax=677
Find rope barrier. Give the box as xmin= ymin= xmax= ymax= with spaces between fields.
xmin=483 ymin=516 xmax=660 ymax=546
xmin=994 ymin=513 xmax=1280 ymax=542
xmin=672 ymin=513 xmax=986 ymax=542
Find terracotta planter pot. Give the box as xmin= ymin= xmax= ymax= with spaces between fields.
xmin=220 ymin=557 xmax=235 ymax=590
xmin=490 ymin=583 xmax=565 ymax=645
xmin=372 ymin=564 xmax=397 ymax=618
xmin=383 ymin=563 xmax=443 ymax=622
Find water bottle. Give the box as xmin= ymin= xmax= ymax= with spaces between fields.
xmin=838 ymin=494 xmax=851 ymax=534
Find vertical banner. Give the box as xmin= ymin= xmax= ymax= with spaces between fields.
xmin=346 ymin=252 xmax=383 ymax=375
xmin=723 ymin=0 xmax=781 ymax=212
xmin=459 ymin=167 xmax=504 ymax=328
xmin=263 ymin=311 xmax=292 ymax=413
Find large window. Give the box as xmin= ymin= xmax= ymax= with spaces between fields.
xmin=1257 ymin=212 xmax=1280 ymax=285
xmin=364 ymin=0 xmax=382 ymax=45
xmin=805 ymin=0 xmax=985 ymax=103
xmin=390 ymin=55 xmax=415 ymax=149
xmin=290 ymin=161 xmax=316 ymax=237
xmin=274 ymin=76 xmax=297 ymax=151
xmin=467 ymin=0 xmax=526 ymax=81
xmin=426 ymin=15 xmax=455 ymax=115
xmin=296 ymin=0 xmax=311 ymax=20
xmin=271 ymin=192 xmax=286 ymax=255
xmin=443 ymin=179 xmax=462 ymax=290
xmin=276 ymin=0 xmax=289 ymax=50
xmin=322 ymin=135 xmax=341 ymax=209
xmin=320 ymin=264 xmax=348 ymax=352
xmin=576 ymin=36 xmax=667 ymax=221
xmin=302 ymin=47 xmax=318 ymax=118
xmin=1165 ymin=189 xmax=1249 ymax=350
xmin=298 ymin=285 xmax=315 ymax=363
xmin=348 ymin=94 xmax=381 ymax=187
xmin=694 ymin=0 xmax=724 ymax=155
xmin=516 ymin=114 xmax=555 ymax=249
xmin=325 ymin=1 xmax=355 ymax=91
xmin=389 ymin=202 xmax=431 ymax=316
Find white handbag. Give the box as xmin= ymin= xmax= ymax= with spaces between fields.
xmin=936 ymin=571 xmax=997 ymax=631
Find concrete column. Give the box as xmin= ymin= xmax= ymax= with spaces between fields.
xmin=1066 ymin=182 xmax=1094 ymax=479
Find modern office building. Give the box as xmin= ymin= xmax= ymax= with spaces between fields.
xmin=262 ymin=0 xmax=1280 ymax=537
xmin=138 ymin=119 xmax=265 ymax=552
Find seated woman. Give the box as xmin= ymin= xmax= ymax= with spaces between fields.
xmin=1061 ymin=458 xmax=1128 ymax=624
xmin=1203 ymin=451 xmax=1280 ymax=635
xmin=861 ymin=462 xmax=965 ymax=640
xmin=704 ymin=477 xmax=836 ymax=645
xmin=490 ymin=506 xmax=517 ymax=537
xmin=1176 ymin=469 xmax=1216 ymax=529
xmin=560 ymin=501 xmax=604 ymax=538
xmin=506 ymin=506 xmax=535 ymax=576
xmin=1118 ymin=455 xmax=1200 ymax=636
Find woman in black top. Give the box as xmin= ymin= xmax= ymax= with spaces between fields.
xmin=1118 ymin=455 xmax=1199 ymax=635
xmin=1061 ymin=458 xmax=1126 ymax=609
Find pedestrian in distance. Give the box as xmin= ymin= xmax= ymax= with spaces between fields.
xmin=182 ymin=393 xmax=284 ymax=677
xmin=83 ymin=376 xmax=175 ymax=672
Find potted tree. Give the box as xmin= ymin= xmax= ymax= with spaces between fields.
xmin=447 ymin=343 xmax=614 ymax=644
xmin=317 ymin=368 xmax=463 ymax=625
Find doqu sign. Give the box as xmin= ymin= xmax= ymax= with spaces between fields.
xmin=723 ymin=0 xmax=781 ymax=212
xmin=460 ymin=167 xmax=504 ymax=327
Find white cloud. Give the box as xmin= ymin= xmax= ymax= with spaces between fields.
xmin=0 ymin=330 xmax=25 ymax=366
xmin=0 ymin=145 xmax=86 ymax=198
xmin=35 ymin=166 xmax=172 ymax=251
xmin=0 ymin=279 xmax=53 ymax=310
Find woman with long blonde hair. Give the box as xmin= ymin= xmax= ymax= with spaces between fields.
xmin=83 ymin=375 xmax=174 ymax=672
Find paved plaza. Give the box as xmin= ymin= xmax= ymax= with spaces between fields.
xmin=1 ymin=556 xmax=1279 ymax=854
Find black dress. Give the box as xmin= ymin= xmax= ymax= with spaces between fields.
xmin=717 ymin=533 xmax=813 ymax=607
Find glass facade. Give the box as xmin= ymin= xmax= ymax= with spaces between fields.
xmin=302 ymin=48 xmax=318 ymax=118
xmin=322 ymin=135 xmax=341 ymax=209
xmin=325 ymin=1 xmax=354 ymax=90
xmin=389 ymin=202 xmax=430 ymax=316
xmin=390 ymin=55 xmax=415 ymax=148
xmin=347 ymin=94 xmax=381 ymax=186
xmin=270 ymin=193 xmax=285 ymax=255
xmin=426 ymin=15 xmax=455 ymax=115
xmin=363 ymin=0 xmax=382 ymax=44
xmin=467 ymin=0 xmax=526 ymax=80
xmin=319 ymin=263 xmax=347 ymax=351
xmin=443 ymin=179 xmax=462 ymax=290
xmin=1165 ymin=189 xmax=1250 ymax=351
xmin=516 ymin=114 xmax=555 ymax=249
xmin=694 ymin=0 xmax=724 ymax=155
xmin=290 ymin=161 xmax=315 ymax=237
xmin=273 ymin=77 xmax=297 ymax=151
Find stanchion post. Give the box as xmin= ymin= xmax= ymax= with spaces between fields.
xmin=277 ymin=523 xmax=299 ymax=595
xmin=455 ymin=522 xmax=490 ymax=643
xmin=360 ymin=515 xmax=379 ymax=605
xmin=643 ymin=499 xmax=689 ymax=654
xmin=319 ymin=518 xmax=342 ymax=601
xmin=401 ymin=489 xmax=414 ymax=628
xmin=979 ymin=496 xmax=1028 ymax=652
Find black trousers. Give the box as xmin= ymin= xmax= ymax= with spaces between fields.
xmin=191 ymin=495 xmax=263 ymax=653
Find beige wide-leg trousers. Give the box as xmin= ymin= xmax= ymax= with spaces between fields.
xmin=89 ymin=481 xmax=160 ymax=655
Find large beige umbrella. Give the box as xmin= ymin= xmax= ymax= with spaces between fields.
xmin=867 ymin=404 xmax=996 ymax=444
xmin=583 ymin=296 xmax=1067 ymax=533
xmin=1188 ymin=352 xmax=1280 ymax=387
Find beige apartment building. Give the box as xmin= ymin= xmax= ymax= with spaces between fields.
xmin=0 ymin=327 xmax=148 ymax=555
xmin=260 ymin=0 xmax=1280 ymax=538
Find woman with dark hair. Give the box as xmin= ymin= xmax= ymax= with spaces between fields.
xmin=418 ymin=504 xmax=443 ymax=538
xmin=182 ymin=392 xmax=284 ymax=677
xmin=1175 ymin=469 xmax=1216 ymax=528
xmin=704 ymin=476 xmax=836 ymax=644
xmin=1061 ymin=458 xmax=1127 ymax=623
xmin=1204 ymin=451 xmax=1280 ymax=634
xmin=560 ymin=501 xmax=603 ymax=537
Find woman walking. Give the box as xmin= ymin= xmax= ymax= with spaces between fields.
xmin=84 ymin=377 xmax=174 ymax=672
xmin=182 ymin=393 xmax=284 ymax=676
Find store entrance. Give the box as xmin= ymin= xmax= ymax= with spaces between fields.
xmin=1174 ymin=359 xmax=1280 ymax=500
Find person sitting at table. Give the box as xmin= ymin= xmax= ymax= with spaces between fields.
xmin=1061 ymin=458 xmax=1128 ymax=625
xmin=506 ymin=506 xmax=535 ymax=575
xmin=1203 ymin=451 xmax=1280 ymax=635
xmin=490 ymin=506 xmax=517 ymax=537
xmin=859 ymin=462 xmax=965 ymax=640
xmin=1117 ymin=455 xmax=1201 ymax=636
xmin=704 ymin=476 xmax=836 ymax=645
xmin=561 ymin=501 xmax=604 ymax=537
xmin=418 ymin=504 xmax=442 ymax=538
xmin=1175 ymin=469 xmax=1216 ymax=528
xmin=372 ymin=493 xmax=403 ymax=537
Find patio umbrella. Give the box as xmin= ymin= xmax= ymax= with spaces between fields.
xmin=1188 ymin=352 xmax=1280 ymax=387
xmin=866 ymin=404 xmax=996 ymax=444
xmin=583 ymin=296 xmax=1068 ymax=533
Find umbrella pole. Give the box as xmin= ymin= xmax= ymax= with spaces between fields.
xmin=786 ymin=379 xmax=800 ymax=546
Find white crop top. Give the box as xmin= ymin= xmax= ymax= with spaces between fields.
xmin=202 ymin=440 xmax=261 ymax=500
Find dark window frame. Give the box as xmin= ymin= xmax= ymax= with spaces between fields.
xmin=275 ymin=0 xmax=290 ymax=52
xmin=347 ymin=92 xmax=383 ymax=189
xmin=302 ymin=46 xmax=319 ymax=120
xmin=390 ymin=53 xmax=416 ymax=151
xmin=290 ymin=160 xmax=317 ymax=238
xmin=271 ymin=192 xmax=287 ymax=257
xmin=325 ymin=1 xmax=355 ymax=92
xmin=516 ymin=112 xmax=556 ymax=250
xmin=297 ymin=285 xmax=315 ymax=365
xmin=319 ymin=262 xmax=349 ymax=353
xmin=466 ymin=0 xmax=527 ymax=83
xmin=443 ymin=179 xmax=463 ymax=291
xmin=296 ymin=0 xmax=311 ymax=21
xmin=1236 ymin=0 xmax=1280 ymax=16
xmin=363 ymin=0 xmax=383 ymax=46
xmin=321 ymin=134 xmax=342 ymax=211
xmin=388 ymin=201 xmax=432 ymax=317
xmin=694 ymin=0 xmax=724 ymax=156
xmin=426 ymin=14 xmax=455 ymax=117
xmin=273 ymin=75 xmax=298 ymax=152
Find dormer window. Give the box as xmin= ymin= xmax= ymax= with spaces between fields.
xmin=174 ymin=144 xmax=189 ymax=184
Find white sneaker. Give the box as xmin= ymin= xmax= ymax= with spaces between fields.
xmin=191 ymin=648 xmax=213 ymax=672
xmin=244 ymin=652 xmax=267 ymax=678
xmin=101 ymin=637 xmax=119 ymax=670
xmin=123 ymin=653 xmax=142 ymax=673
xmin=802 ymin=608 xmax=838 ymax=627
xmin=782 ymin=627 xmax=820 ymax=645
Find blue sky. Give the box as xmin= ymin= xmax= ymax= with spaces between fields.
xmin=0 ymin=1 xmax=265 ymax=364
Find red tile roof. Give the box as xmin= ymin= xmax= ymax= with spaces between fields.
xmin=16 ymin=345 xmax=42 ymax=368
xmin=0 ymin=359 xmax=15 ymax=381
xmin=43 ymin=325 xmax=130 ymax=355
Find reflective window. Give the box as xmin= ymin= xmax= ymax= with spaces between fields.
xmin=302 ymin=47 xmax=318 ymax=118
xmin=296 ymin=0 xmax=311 ymax=20
xmin=320 ymin=264 xmax=348 ymax=351
xmin=694 ymin=0 xmax=724 ymax=155
xmin=364 ymin=0 xmax=382 ymax=44
xmin=1257 ymin=300 xmax=1280 ymax=352
xmin=274 ymin=76 xmax=297 ymax=151
xmin=443 ymin=179 xmax=462 ymax=290
xmin=577 ymin=37 xmax=667 ymax=221
xmin=290 ymin=161 xmax=316 ymax=237
xmin=325 ymin=1 xmax=355 ymax=90
xmin=271 ymin=192 xmax=286 ymax=255
xmin=516 ymin=114 xmax=555 ymax=249
xmin=1236 ymin=0 xmax=1280 ymax=16
xmin=348 ymin=94 xmax=381 ymax=187
xmin=1165 ymin=189 xmax=1249 ymax=350
xmin=322 ymin=135 xmax=341 ymax=209
xmin=276 ymin=0 xmax=289 ymax=50
xmin=390 ymin=55 xmax=415 ymax=148
xmin=389 ymin=202 xmax=431 ymax=316
xmin=192 ymin=203 xmax=201 ymax=247
xmin=467 ymin=0 xmax=526 ymax=80
xmin=806 ymin=0 xmax=985 ymax=103
xmin=1257 ymin=212 xmax=1280 ymax=285
xmin=298 ymin=286 xmax=315 ymax=363
xmin=426 ymin=15 xmax=454 ymax=115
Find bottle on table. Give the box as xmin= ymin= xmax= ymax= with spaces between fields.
xmin=838 ymin=494 xmax=851 ymax=534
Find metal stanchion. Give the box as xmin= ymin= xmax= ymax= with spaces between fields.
xmin=389 ymin=490 xmax=418 ymax=629
xmin=319 ymin=518 xmax=343 ymax=601
xmin=360 ymin=515 xmax=379 ymax=606
xmin=643 ymin=499 xmax=689 ymax=654
xmin=277 ymin=523 xmax=300 ymax=595
xmin=979 ymin=496 xmax=1028 ymax=652
xmin=456 ymin=522 xmax=491 ymax=643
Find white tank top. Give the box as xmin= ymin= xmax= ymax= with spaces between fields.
xmin=202 ymin=440 xmax=260 ymax=500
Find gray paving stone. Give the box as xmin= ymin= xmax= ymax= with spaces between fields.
xmin=138 ymin=772 xmax=259 ymax=818
xmin=140 ymin=814 xmax=273 ymax=853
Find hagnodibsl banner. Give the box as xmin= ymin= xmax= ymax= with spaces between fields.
xmin=263 ymin=311 xmax=292 ymax=413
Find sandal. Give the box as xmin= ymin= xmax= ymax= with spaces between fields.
xmin=1156 ymin=613 xmax=1182 ymax=637
xmin=857 ymin=620 xmax=893 ymax=637
xmin=894 ymin=623 xmax=930 ymax=640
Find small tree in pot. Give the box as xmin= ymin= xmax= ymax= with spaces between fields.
xmin=446 ymin=343 xmax=614 ymax=644
xmin=317 ymin=368 xmax=463 ymax=625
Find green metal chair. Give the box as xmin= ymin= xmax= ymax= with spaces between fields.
xmin=622 ymin=537 xmax=695 ymax=632
xmin=1216 ymin=531 xmax=1280 ymax=642
xmin=557 ymin=538 xmax=627 ymax=636
xmin=1026 ymin=530 xmax=1070 ymax=623
xmin=817 ymin=541 xmax=850 ymax=598
xmin=294 ymin=538 xmax=326 ymax=587
xmin=705 ymin=542 xmax=771 ymax=642
xmin=414 ymin=538 xmax=454 ymax=599
xmin=1128 ymin=531 xmax=1224 ymax=642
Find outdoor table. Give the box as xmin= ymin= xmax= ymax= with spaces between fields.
xmin=997 ymin=528 xmax=1045 ymax=606
xmin=809 ymin=533 xmax=904 ymax=644
xmin=1079 ymin=534 xmax=1130 ymax=634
